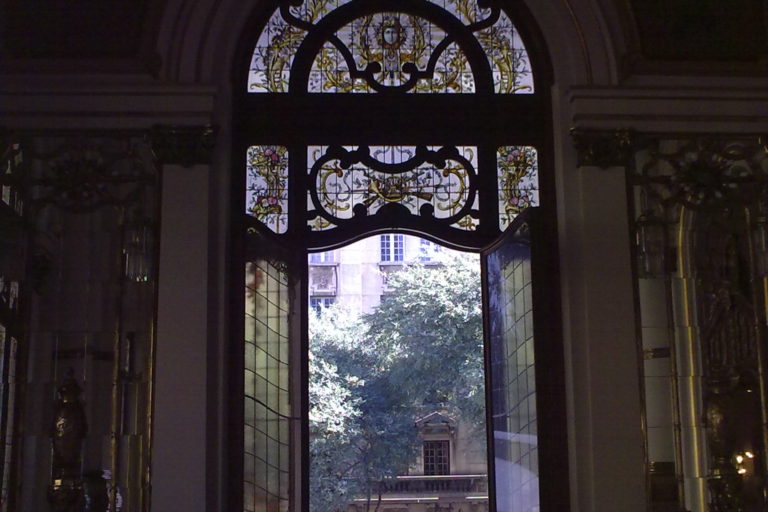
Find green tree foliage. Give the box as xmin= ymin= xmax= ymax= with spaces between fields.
xmin=309 ymin=252 xmax=484 ymax=512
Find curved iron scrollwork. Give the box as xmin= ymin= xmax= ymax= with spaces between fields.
xmin=307 ymin=145 xmax=479 ymax=231
xmin=18 ymin=137 xmax=156 ymax=215
xmin=249 ymin=0 xmax=533 ymax=94
xmin=634 ymin=137 xmax=768 ymax=212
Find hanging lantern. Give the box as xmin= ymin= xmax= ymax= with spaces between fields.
xmin=123 ymin=211 xmax=154 ymax=283
xmin=636 ymin=211 xmax=666 ymax=278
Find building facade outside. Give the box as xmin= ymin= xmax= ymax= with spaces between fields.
xmin=310 ymin=236 xmax=489 ymax=512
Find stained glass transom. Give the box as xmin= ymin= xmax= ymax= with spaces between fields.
xmin=309 ymin=13 xmax=475 ymax=93
xmin=307 ymin=145 xmax=479 ymax=231
xmin=248 ymin=0 xmax=534 ymax=94
xmin=246 ymin=146 xmax=289 ymax=234
xmin=498 ymin=146 xmax=538 ymax=231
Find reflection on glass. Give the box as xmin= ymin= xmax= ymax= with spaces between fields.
xmin=244 ymin=261 xmax=292 ymax=512
xmin=486 ymin=229 xmax=539 ymax=511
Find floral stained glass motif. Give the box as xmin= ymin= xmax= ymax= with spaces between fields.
xmin=477 ymin=10 xmax=533 ymax=94
xmin=307 ymin=146 xmax=479 ymax=230
xmin=498 ymin=146 xmax=538 ymax=231
xmin=309 ymin=13 xmax=475 ymax=93
xmin=248 ymin=0 xmax=534 ymax=94
xmin=246 ymin=146 xmax=289 ymax=234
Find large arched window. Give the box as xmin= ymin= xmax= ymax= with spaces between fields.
xmin=232 ymin=1 xmax=566 ymax=511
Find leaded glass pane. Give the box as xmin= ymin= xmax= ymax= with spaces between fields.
xmin=486 ymin=228 xmax=539 ymax=511
xmin=246 ymin=146 xmax=289 ymax=234
xmin=308 ymin=13 xmax=475 ymax=93
xmin=248 ymin=0 xmax=534 ymax=94
xmin=307 ymin=145 xmax=479 ymax=230
xmin=248 ymin=10 xmax=306 ymax=93
xmin=244 ymin=261 xmax=292 ymax=512
xmin=478 ymin=10 xmax=534 ymax=94
xmin=498 ymin=146 xmax=538 ymax=231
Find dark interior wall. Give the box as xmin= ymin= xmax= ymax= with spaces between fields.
xmin=0 ymin=0 xmax=164 ymax=60
xmin=631 ymin=0 xmax=767 ymax=61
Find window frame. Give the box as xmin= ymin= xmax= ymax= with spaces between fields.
xmin=423 ymin=439 xmax=451 ymax=476
xmin=380 ymin=233 xmax=405 ymax=263
xmin=230 ymin=2 xmax=567 ymax=511
xmin=309 ymin=296 xmax=336 ymax=313
xmin=308 ymin=250 xmax=336 ymax=264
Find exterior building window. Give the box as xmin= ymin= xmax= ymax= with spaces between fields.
xmin=309 ymin=296 xmax=335 ymax=314
xmin=419 ymin=239 xmax=440 ymax=263
xmin=309 ymin=250 xmax=336 ymax=264
xmin=380 ymin=234 xmax=404 ymax=262
xmin=423 ymin=440 xmax=450 ymax=475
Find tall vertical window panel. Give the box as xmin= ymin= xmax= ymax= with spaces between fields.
xmin=0 ymin=330 xmax=17 ymax=512
xmin=487 ymin=236 xmax=539 ymax=511
xmin=244 ymin=261 xmax=292 ymax=512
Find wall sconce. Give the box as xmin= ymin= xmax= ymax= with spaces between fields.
xmin=123 ymin=211 xmax=154 ymax=283
xmin=636 ymin=211 xmax=666 ymax=278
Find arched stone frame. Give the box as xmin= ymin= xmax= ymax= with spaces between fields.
xmin=146 ymin=1 xmax=647 ymax=512
xmin=3 ymin=1 xmax=768 ymax=511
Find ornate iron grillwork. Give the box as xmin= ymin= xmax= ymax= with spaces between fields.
xmin=249 ymin=0 xmax=533 ymax=94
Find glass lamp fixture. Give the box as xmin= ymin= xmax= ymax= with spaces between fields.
xmin=636 ymin=211 xmax=666 ymax=278
xmin=123 ymin=212 xmax=153 ymax=282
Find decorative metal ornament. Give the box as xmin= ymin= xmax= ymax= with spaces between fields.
xmin=249 ymin=0 xmax=533 ymax=94
xmin=306 ymin=145 xmax=479 ymax=231
xmin=628 ymin=135 xmax=768 ymax=511
xmin=18 ymin=136 xmax=156 ymax=215
xmin=570 ymin=128 xmax=634 ymax=169
xmin=148 ymin=125 xmax=217 ymax=167
xmin=632 ymin=137 xmax=768 ymax=212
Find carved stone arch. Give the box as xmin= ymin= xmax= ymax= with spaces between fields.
xmin=156 ymin=0 xmax=625 ymax=88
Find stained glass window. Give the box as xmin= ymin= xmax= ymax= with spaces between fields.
xmin=241 ymin=1 xmax=549 ymax=506
xmin=246 ymin=146 xmax=289 ymax=234
xmin=307 ymin=145 xmax=479 ymax=231
xmin=248 ymin=0 xmax=534 ymax=94
xmin=498 ymin=146 xmax=539 ymax=231
xmin=309 ymin=13 xmax=475 ymax=93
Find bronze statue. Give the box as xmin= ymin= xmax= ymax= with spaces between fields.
xmin=51 ymin=369 xmax=88 ymax=479
xmin=48 ymin=369 xmax=88 ymax=512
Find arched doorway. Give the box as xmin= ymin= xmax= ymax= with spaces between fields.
xmin=231 ymin=1 xmax=566 ymax=510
